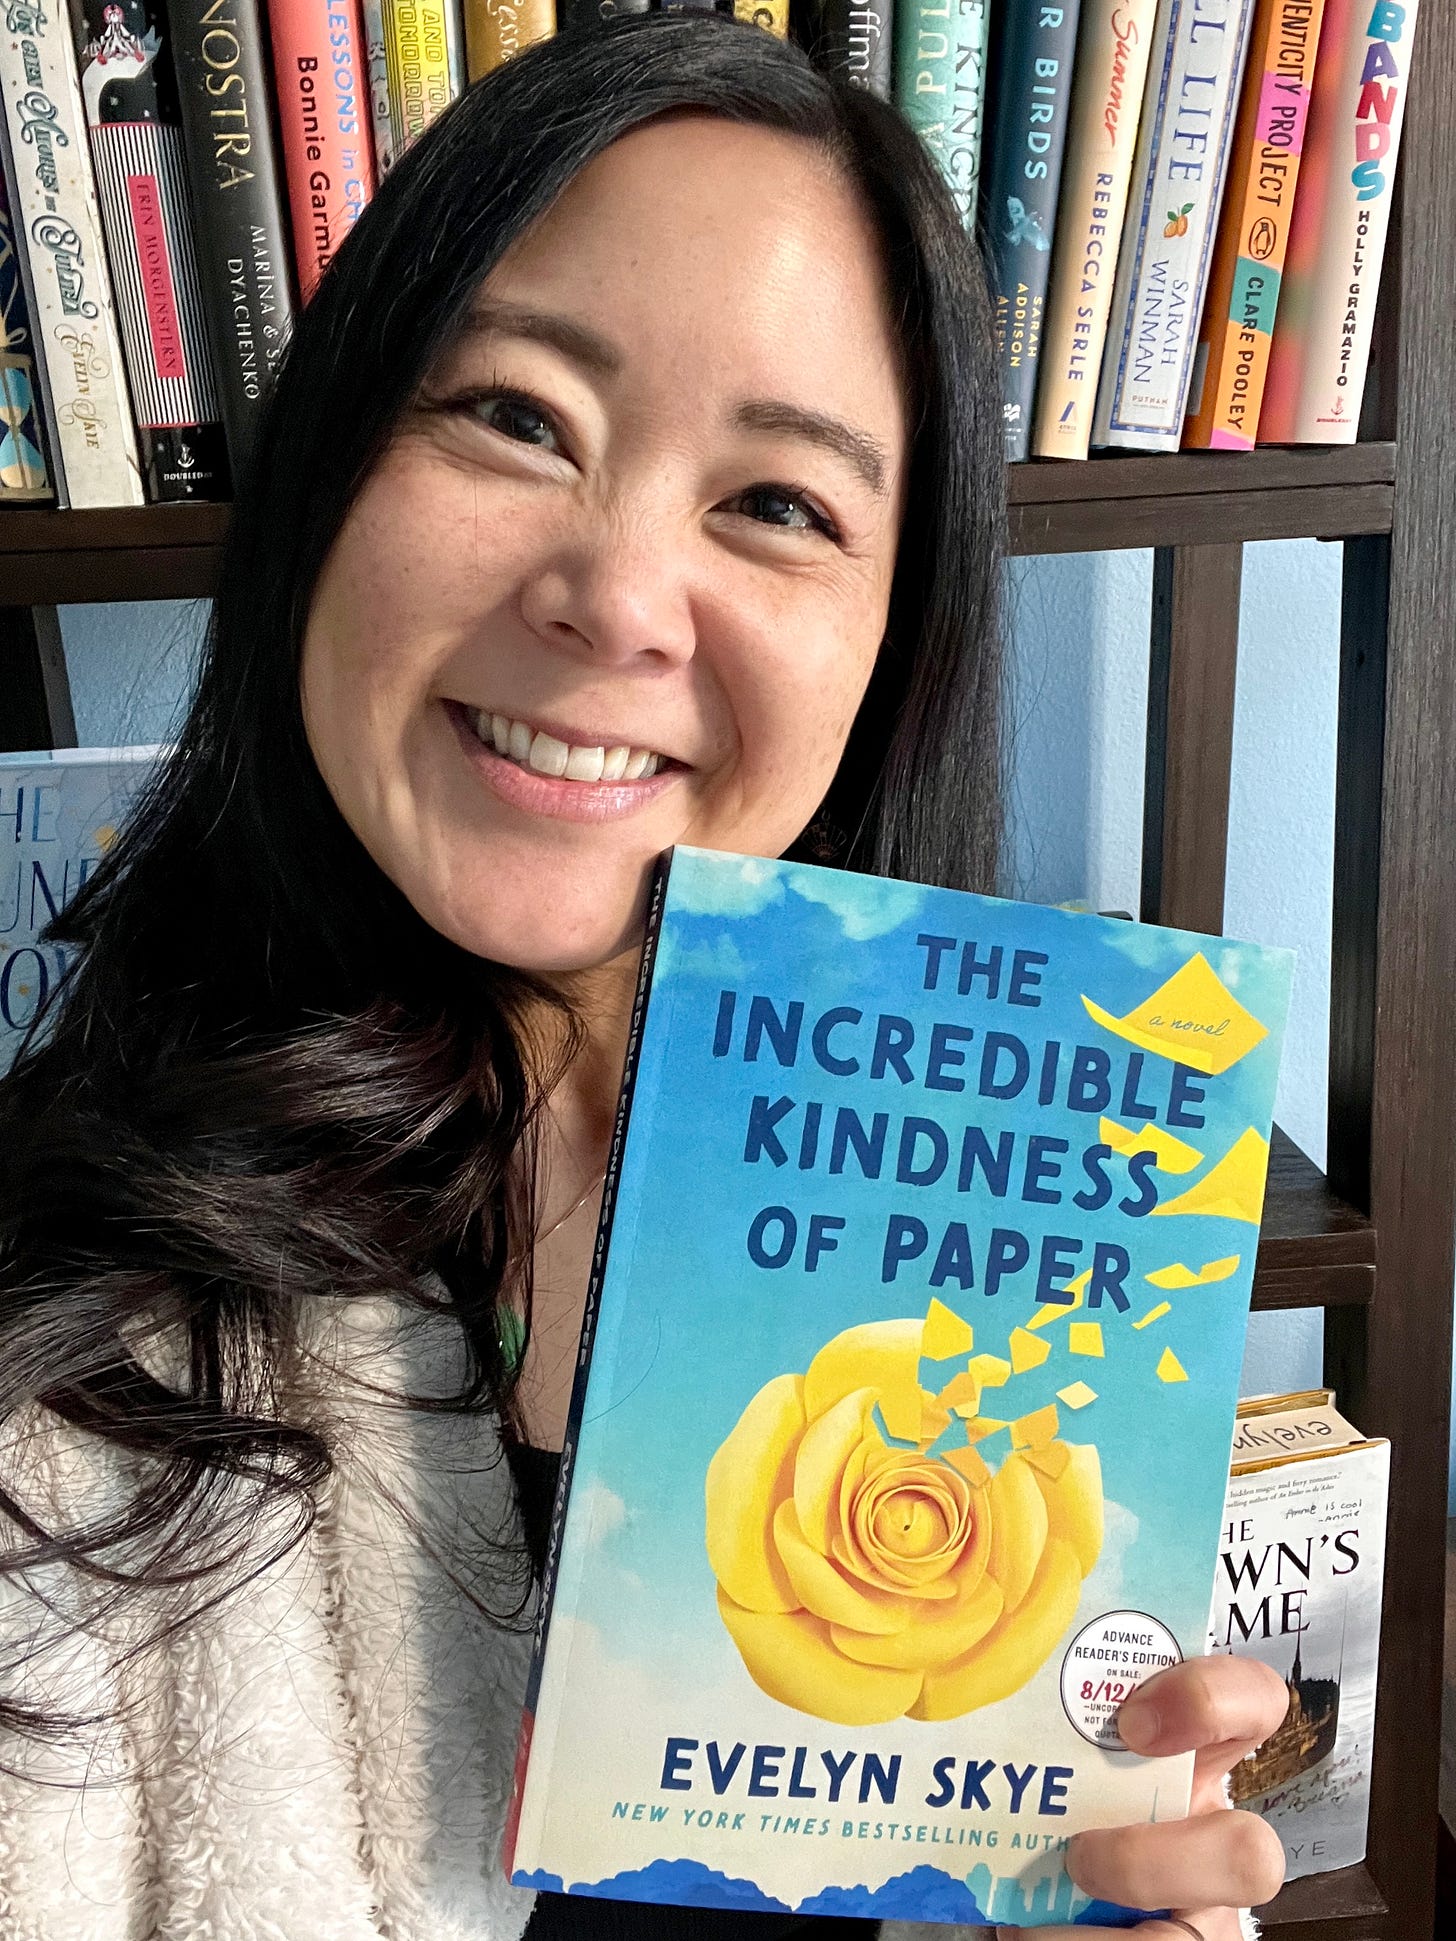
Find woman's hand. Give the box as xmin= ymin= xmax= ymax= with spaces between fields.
xmin=1000 ymin=1654 xmax=1290 ymax=1941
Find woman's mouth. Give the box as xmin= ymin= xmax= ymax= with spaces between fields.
xmin=446 ymin=701 xmax=682 ymax=824
xmin=466 ymin=707 xmax=666 ymax=781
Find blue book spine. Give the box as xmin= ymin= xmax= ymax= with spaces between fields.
xmin=980 ymin=0 xmax=1085 ymax=460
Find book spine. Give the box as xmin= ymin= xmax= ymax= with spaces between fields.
xmin=0 ymin=140 xmax=54 ymax=499
xmin=892 ymin=3 xmax=959 ymax=214
xmin=980 ymin=0 xmax=1084 ymax=462
xmin=1032 ymin=0 xmax=1160 ymax=459
xmin=359 ymin=0 xmax=396 ymax=174
xmin=168 ymin=0 xmax=298 ymax=474
xmin=506 ymin=849 xmax=675 ymax=1879
xmin=0 ymin=2 xmax=144 ymax=505
xmin=945 ymin=0 xmax=990 ymax=219
xmin=733 ymin=0 xmax=788 ymax=36
xmin=381 ymin=0 xmax=456 ymax=154
xmin=818 ymin=0 xmax=896 ymax=98
xmin=1093 ymin=0 xmax=1257 ymax=451
xmin=68 ymin=0 xmax=229 ymax=503
xmin=1183 ymin=0 xmax=1326 ymax=448
xmin=268 ymin=0 xmax=376 ymax=301
xmin=463 ymin=1 xmax=554 ymax=85
xmin=1259 ymin=0 xmax=1415 ymax=444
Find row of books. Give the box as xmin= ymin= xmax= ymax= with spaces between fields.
xmin=885 ymin=0 xmax=1418 ymax=460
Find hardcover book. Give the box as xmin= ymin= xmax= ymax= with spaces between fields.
xmin=0 ymin=153 xmax=52 ymax=500
xmin=506 ymin=846 xmax=1295 ymax=1925
xmin=1259 ymin=0 xmax=1417 ymax=444
xmin=359 ymin=0 xmax=397 ymax=176
xmin=1183 ymin=0 xmax=1327 ymax=449
xmin=463 ymin=0 xmax=555 ymax=83
xmin=381 ymin=0 xmax=457 ymax=156
xmin=1211 ymin=1391 xmax=1388 ymax=1880
xmin=267 ymin=0 xmax=377 ymax=299
xmin=69 ymin=0 xmax=230 ymax=502
xmin=0 ymin=0 xmax=145 ymax=506
xmin=1 ymin=747 xmax=160 ymax=1075
xmin=169 ymin=0 xmax=298 ymax=467
xmin=892 ymin=3 xmax=961 ymax=224
xmin=1092 ymin=0 xmax=1257 ymax=451
xmin=1033 ymin=0 xmax=1160 ymax=460
xmin=980 ymin=1 xmax=1084 ymax=461
xmin=817 ymin=1 xmax=897 ymax=100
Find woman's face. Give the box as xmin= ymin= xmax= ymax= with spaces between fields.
xmin=301 ymin=114 xmax=912 ymax=974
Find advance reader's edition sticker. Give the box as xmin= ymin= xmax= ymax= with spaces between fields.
xmin=1060 ymin=1612 xmax=1183 ymax=1748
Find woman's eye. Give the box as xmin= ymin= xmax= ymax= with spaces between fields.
xmin=466 ymin=390 xmax=563 ymax=452
xmin=736 ymin=484 xmax=840 ymax=542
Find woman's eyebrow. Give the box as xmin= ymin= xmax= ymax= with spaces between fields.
xmin=732 ymin=399 xmax=888 ymax=499
xmin=464 ymin=298 xmax=624 ymax=377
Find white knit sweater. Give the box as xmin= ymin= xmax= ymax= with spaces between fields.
xmin=0 ymin=1296 xmax=538 ymax=1941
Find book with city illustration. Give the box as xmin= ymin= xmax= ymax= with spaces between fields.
xmin=506 ymin=845 xmax=1295 ymax=1925
xmin=1210 ymin=1389 xmax=1389 ymax=1880
xmin=1 ymin=747 xmax=160 ymax=1074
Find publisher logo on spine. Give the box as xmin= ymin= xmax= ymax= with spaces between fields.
xmin=1060 ymin=1611 xmax=1182 ymax=1748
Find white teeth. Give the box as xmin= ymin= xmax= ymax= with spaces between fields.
xmin=469 ymin=709 xmax=666 ymax=783
xmin=528 ymin=731 xmax=570 ymax=778
xmin=564 ymin=743 xmax=605 ymax=782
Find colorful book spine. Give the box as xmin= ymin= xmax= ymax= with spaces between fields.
xmin=1184 ymin=0 xmax=1327 ymax=448
xmin=268 ymin=0 xmax=376 ymax=300
xmin=381 ymin=0 xmax=457 ymax=154
xmin=1093 ymin=0 xmax=1257 ymax=450
xmin=463 ymin=0 xmax=555 ymax=85
xmin=1033 ymin=0 xmax=1160 ymax=459
xmin=69 ymin=0 xmax=229 ymax=503
xmin=0 ymin=151 xmax=53 ymax=500
xmin=818 ymin=1 xmax=896 ymax=98
xmin=168 ymin=0 xmax=299 ymax=472
xmin=733 ymin=0 xmax=789 ymax=36
xmin=0 ymin=0 xmax=143 ymax=505
xmin=360 ymin=0 xmax=397 ymax=175
xmin=1259 ymin=0 xmax=1417 ymax=444
xmin=980 ymin=0 xmax=1084 ymax=462
xmin=946 ymin=0 xmax=991 ymax=222
xmin=892 ymin=5 xmax=958 ymax=214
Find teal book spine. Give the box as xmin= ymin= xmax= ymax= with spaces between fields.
xmin=891 ymin=2 xmax=963 ymax=220
xmin=507 ymin=847 xmax=1295 ymax=1925
xmin=980 ymin=0 xmax=1085 ymax=459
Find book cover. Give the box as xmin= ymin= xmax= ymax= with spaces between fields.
xmin=1259 ymin=0 xmax=1417 ymax=444
xmin=817 ymin=1 xmax=897 ymax=100
xmin=168 ymin=0 xmax=298 ymax=469
xmin=268 ymin=0 xmax=376 ymax=299
xmin=1092 ymin=0 xmax=1257 ymax=451
xmin=69 ymin=0 xmax=230 ymax=502
xmin=507 ymin=846 xmax=1295 ymax=1925
xmin=1 ymin=746 xmax=160 ymax=1075
xmin=1211 ymin=1391 xmax=1388 ymax=1880
xmin=463 ymin=0 xmax=554 ymax=83
xmin=1033 ymin=0 xmax=1160 ymax=460
xmin=1183 ymin=0 xmax=1327 ymax=449
xmin=381 ymin=0 xmax=456 ymax=156
xmin=980 ymin=1 xmax=1084 ymax=462
xmin=0 ymin=150 xmax=53 ymax=499
xmin=892 ymin=5 xmax=959 ymax=219
xmin=0 ymin=1 xmax=144 ymax=506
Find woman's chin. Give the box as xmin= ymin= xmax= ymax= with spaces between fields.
xmin=423 ymin=885 xmax=649 ymax=978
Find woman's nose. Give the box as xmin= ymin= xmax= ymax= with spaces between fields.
xmin=517 ymin=494 xmax=698 ymax=671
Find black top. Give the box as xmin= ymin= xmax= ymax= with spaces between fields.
xmin=506 ymin=1442 xmax=879 ymax=1941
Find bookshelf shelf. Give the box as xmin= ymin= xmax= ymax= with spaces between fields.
xmin=1253 ymin=1130 xmax=1376 ymax=1314
xmin=1259 ymin=1859 xmax=1388 ymax=1934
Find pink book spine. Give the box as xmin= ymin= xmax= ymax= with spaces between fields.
xmin=1260 ymin=0 xmax=1419 ymax=443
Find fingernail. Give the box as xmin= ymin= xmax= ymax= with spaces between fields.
xmin=1116 ymin=1693 xmax=1161 ymax=1752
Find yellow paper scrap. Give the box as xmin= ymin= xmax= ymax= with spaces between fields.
xmin=1009 ymin=1327 xmax=1052 ymax=1374
xmin=1156 ymin=1347 xmax=1189 ymax=1384
xmin=1152 ymin=1130 xmax=1269 ymax=1225
xmin=1132 ymin=1301 xmax=1173 ymax=1331
xmin=1081 ymin=952 xmax=1269 ymax=1076
xmin=937 ymin=1369 xmax=981 ymax=1412
xmin=1010 ymin=1404 xmax=1060 ymax=1449
xmin=1026 ymin=1269 xmax=1090 ymax=1331
xmin=963 ymin=1415 xmax=1008 ymax=1444
xmin=969 ymin=1353 xmax=1011 ymax=1388
xmin=922 ymin=1298 xmax=973 ymax=1359
xmin=920 ymin=1399 xmax=952 ymax=1442
xmin=1098 ymin=1116 xmax=1205 ymax=1174
xmin=1024 ymin=1442 xmax=1072 ymax=1479
xmin=944 ymin=1444 xmax=991 ymax=1489
xmin=1067 ymin=1322 xmax=1104 ymax=1358
xmin=1146 ymin=1255 xmax=1241 ymax=1289
xmin=1057 ymin=1380 xmax=1098 ymax=1410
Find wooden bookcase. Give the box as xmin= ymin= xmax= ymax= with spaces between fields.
xmin=1 ymin=13 xmax=1451 ymax=1935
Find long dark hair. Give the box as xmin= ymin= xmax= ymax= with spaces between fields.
xmin=0 ymin=13 xmax=1003 ymax=1749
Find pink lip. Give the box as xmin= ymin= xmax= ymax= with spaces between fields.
xmin=446 ymin=701 xmax=683 ymax=825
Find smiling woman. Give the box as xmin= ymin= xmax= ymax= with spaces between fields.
xmin=0 ymin=15 xmax=1283 ymax=1941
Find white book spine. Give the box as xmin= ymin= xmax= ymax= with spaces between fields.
xmin=1092 ymin=0 xmax=1257 ymax=450
xmin=0 ymin=0 xmax=143 ymax=507
xmin=360 ymin=0 xmax=398 ymax=176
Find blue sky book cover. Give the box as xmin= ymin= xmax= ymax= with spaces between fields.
xmin=1 ymin=747 xmax=159 ymax=1073
xmin=508 ymin=848 xmax=1294 ymax=1924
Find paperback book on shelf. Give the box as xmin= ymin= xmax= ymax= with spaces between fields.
xmin=507 ymin=847 xmax=1294 ymax=1925
xmin=0 ymin=157 xmax=52 ymax=501
xmin=1 ymin=747 xmax=160 ymax=1075
xmin=1211 ymin=1390 xmax=1388 ymax=1880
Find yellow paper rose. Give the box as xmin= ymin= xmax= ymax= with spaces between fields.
xmin=705 ymin=1317 xmax=1102 ymax=1725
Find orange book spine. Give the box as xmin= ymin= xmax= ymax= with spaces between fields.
xmin=268 ymin=0 xmax=378 ymax=301
xmin=1184 ymin=0 xmax=1328 ymax=449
